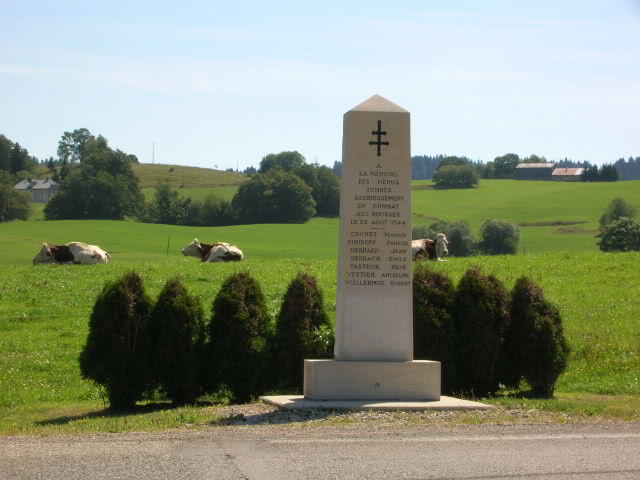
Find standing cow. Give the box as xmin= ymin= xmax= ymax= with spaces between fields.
xmin=181 ymin=239 xmax=243 ymax=262
xmin=32 ymin=242 xmax=111 ymax=265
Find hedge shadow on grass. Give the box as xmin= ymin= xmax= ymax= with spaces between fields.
xmin=34 ymin=400 xmax=220 ymax=426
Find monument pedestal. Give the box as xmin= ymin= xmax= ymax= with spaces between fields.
xmin=304 ymin=359 xmax=440 ymax=401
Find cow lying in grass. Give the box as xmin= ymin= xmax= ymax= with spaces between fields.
xmin=181 ymin=239 xmax=244 ymax=262
xmin=412 ymin=233 xmax=448 ymax=261
xmin=33 ymin=242 xmax=111 ymax=265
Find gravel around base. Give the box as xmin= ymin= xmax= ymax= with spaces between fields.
xmin=208 ymin=401 xmax=621 ymax=429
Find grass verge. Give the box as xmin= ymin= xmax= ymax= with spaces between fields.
xmin=2 ymin=393 xmax=639 ymax=436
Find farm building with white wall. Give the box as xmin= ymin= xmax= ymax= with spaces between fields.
xmin=14 ymin=178 xmax=58 ymax=202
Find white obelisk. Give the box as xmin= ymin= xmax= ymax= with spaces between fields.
xmin=304 ymin=95 xmax=441 ymax=400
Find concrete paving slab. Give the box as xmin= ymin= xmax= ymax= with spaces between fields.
xmin=260 ymin=395 xmax=495 ymax=411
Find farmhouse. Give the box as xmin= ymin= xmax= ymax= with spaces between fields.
xmin=514 ymin=163 xmax=556 ymax=180
xmin=14 ymin=178 xmax=58 ymax=202
xmin=552 ymin=168 xmax=584 ymax=182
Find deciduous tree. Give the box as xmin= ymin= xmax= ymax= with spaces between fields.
xmin=232 ymin=170 xmax=316 ymax=223
xmin=259 ymin=151 xmax=305 ymax=173
xmin=57 ymin=128 xmax=92 ymax=164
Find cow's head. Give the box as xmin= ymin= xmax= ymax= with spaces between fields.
xmin=435 ymin=233 xmax=448 ymax=246
xmin=33 ymin=243 xmax=54 ymax=264
xmin=435 ymin=233 xmax=449 ymax=257
xmin=181 ymin=239 xmax=202 ymax=258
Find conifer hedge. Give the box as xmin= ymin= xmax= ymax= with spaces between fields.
xmin=502 ymin=276 xmax=570 ymax=397
xmin=274 ymin=273 xmax=334 ymax=390
xmin=413 ymin=263 xmax=458 ymax=394
xmin=79 ymin=267 xmax=571 ymax=408
xmin=79 ymin=272 xmax=153 ymax=410
xmin=454 ymin=267 xmax=510 ymax=396
xmin=145 ymin=277 xmax=206 ymax=404
xmin=207 ymin=272 xmax=271 ymax=403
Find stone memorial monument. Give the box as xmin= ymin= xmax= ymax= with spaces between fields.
xmin=303 ymin=94 xmax=440 ymax=401
xmin=262 ymin=95 xmax=492 ymax=410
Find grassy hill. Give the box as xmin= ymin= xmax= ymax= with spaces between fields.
xmin=133 ymin=163 xmax=247 ymax=203
xmin=131 ymin=163 xmax=246 ymax=189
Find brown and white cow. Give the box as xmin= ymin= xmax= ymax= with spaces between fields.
xmin=181 ymin=239 xmax=243 ymax=262
xmin=412 ymin=233 xmax=449 ymax=261
xmin=32 ymin=242 xmax=111 ymax=265
xmin=412 ymin=239 xmax=436 ymax=261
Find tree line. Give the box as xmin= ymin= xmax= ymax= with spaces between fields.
xmin=3 ymin=127 xmax=639 ymax=223
xmin=0 ymin=134 xmax=41 ymax=221
xmin=334 ymin=153 xmax=640 ymax=181
xmin=412 ymin=153 xmax=630 ymax=181
xmin=0 ymin=128 xmax=340 ymax=225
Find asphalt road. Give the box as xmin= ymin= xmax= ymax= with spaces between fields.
xmin=2 ymin=423 xmax=640 ymax=479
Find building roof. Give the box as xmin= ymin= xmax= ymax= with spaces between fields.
xmin=552 ymin=168 xmax=584 ymax=176
xmin=14 ymin=180 xmax=33 ymax=190
xmin=516 ymin=163 xmax=556 ymax=169
xmin=32 ymin=179 xmax=58 ymax=190
xmin=14 ymin=178 xmax=58 ymax=190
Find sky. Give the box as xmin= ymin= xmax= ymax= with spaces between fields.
xmin=1 ymin=0 xmax=639 ymax=169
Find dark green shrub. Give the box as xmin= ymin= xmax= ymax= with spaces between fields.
xmin=501 ymin=277 xmax=570 ymax=397
xmin=432 ymin=164 xmax=479 ymax=188
xmin=454 ymin=266 xmax=510 ymax=396
xmin=145 ymin=277 xmax=206 ymax=404
xmin=413 ymin=263 xmax=457 ymax=393
xmin=207 ymin=272 xmax=270 ymax=403
xmin=599 ymin=198 xmax=637 ymax=227
xmin=0 ymin=175 xmax=31 ymax=222
xmin=273 ymin=273 xmax=334 ymax=390
xmin=598 ymin=217 xmax=640 ymax=252
xmin=444 ymin=221 xmax=475 ymax=257
xmin=412 ymin=224 xmax=431 ymax=240
xmin=231 ymin=170 xmax=316 ymax=223
xmin=412 ymin=220 xmax=475 ymax=257
xmin=79 ymin=272 xmax=153 ymax=410
xmin=478 ymin=219 xmax=520 ymax=255
xmin=429 ymin=220 xmax=475 ymax=257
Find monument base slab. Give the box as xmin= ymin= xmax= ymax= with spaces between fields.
xmin=303 ymin=359 xmax=440 ymax=401
xmin=260 ymin=395 xmax=495 ymax=411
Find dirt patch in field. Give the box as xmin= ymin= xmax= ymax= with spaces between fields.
xmin=412 ymin=212 xmax=441 ymax=222
xmin=555 ymin=226 xmax=599 ymax=235
xmin=519 ymin=220 xmax=588 ymax=227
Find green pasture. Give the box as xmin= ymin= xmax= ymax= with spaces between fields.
xmin=0 ymin=217 xmax=338 ymax=266
xmin=1 ymin=245 xmax=639 ymax=434
xmin=412 ymin=179 xmax=640 ymax=252
xmin=2 ymin=179 xmax=640 ymax=434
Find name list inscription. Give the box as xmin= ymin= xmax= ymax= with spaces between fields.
xmin=344 ymin=165 xmax=410 ymax=289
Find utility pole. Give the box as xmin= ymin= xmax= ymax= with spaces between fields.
xmin=152 ymin=141 xmax=155 ymax=164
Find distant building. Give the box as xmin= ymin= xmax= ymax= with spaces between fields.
xmin=14 ymin=178 xmax=59 ymax=202
xmin=552 ymin=168 xmax=584 ymax=182
xmin=514 ymin=163 xmax=556 ymax=180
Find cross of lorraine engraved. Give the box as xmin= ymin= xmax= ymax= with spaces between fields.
xmin=368 ymin=120 xmax=389 ymax=157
